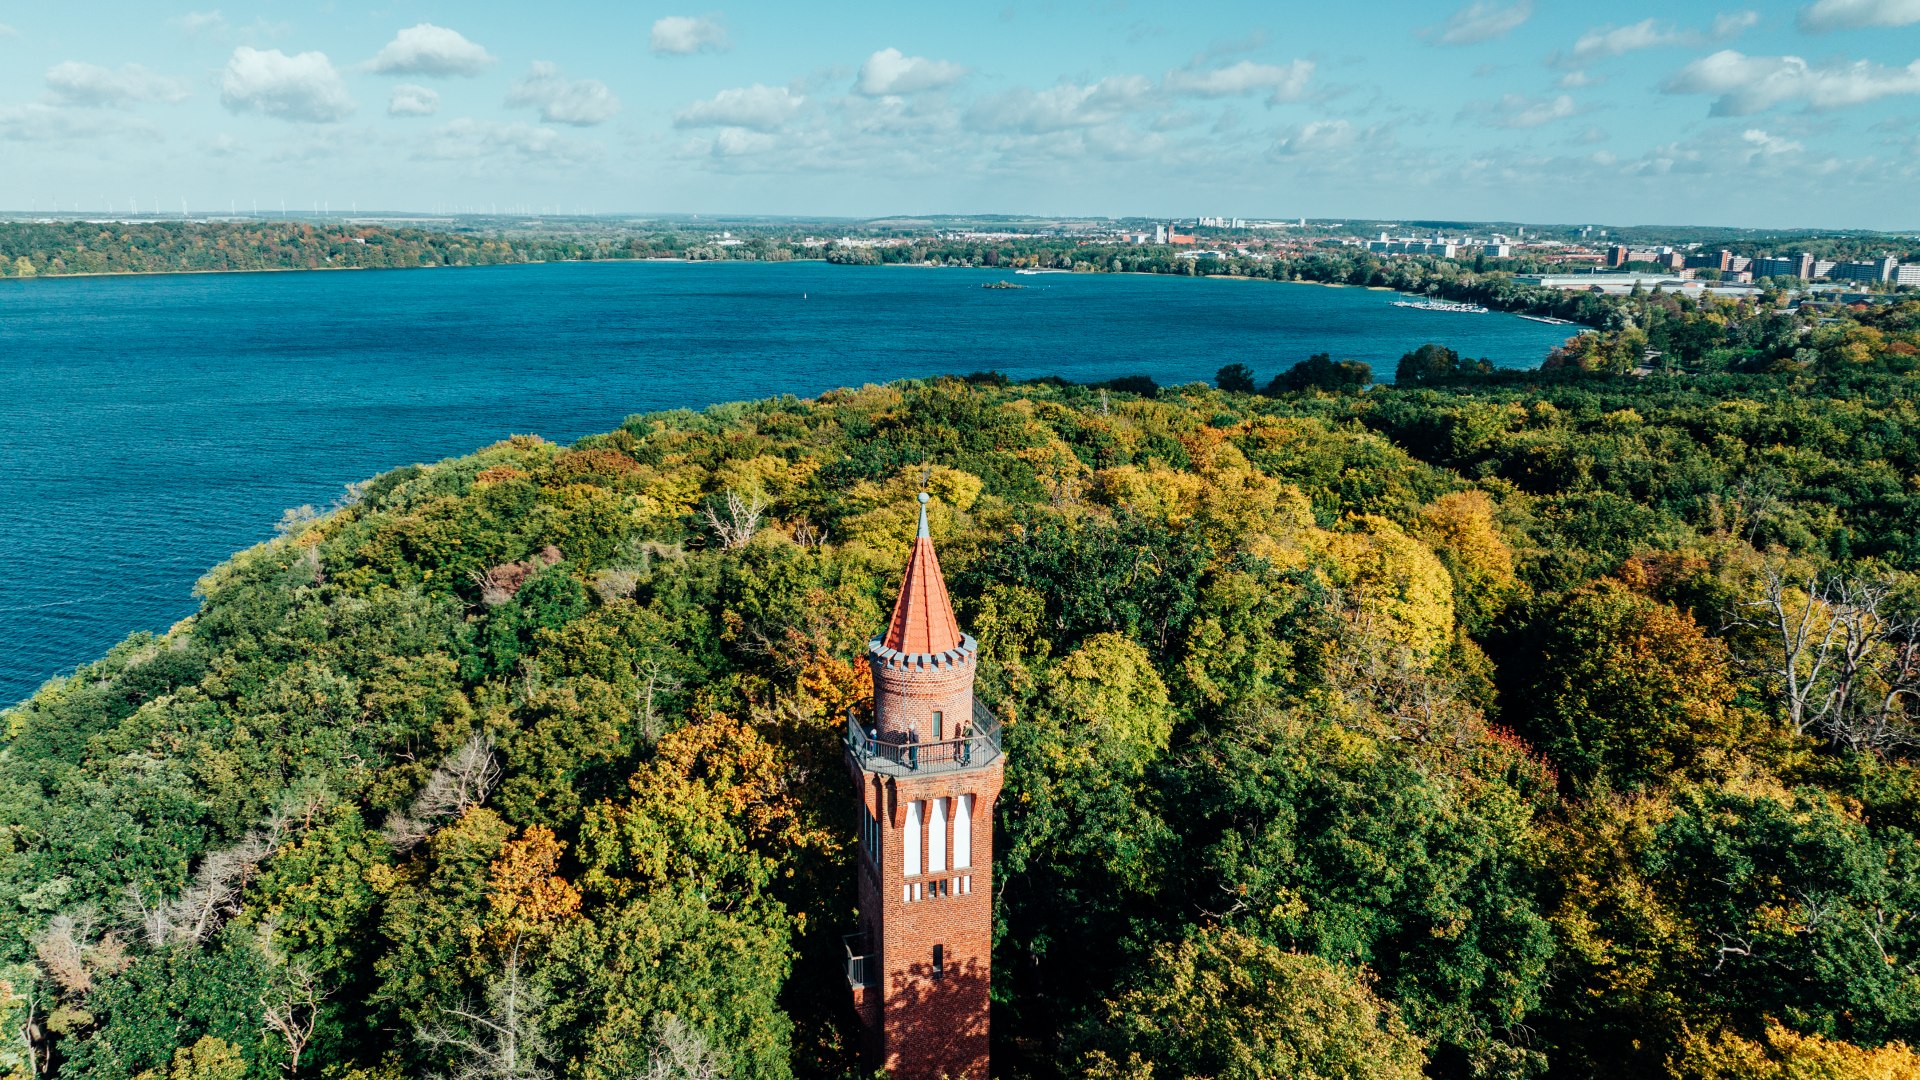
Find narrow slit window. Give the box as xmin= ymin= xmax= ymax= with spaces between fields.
xmin=933 ymin=710 xmax=944 ymax=740
xmin=953 ymin=793 xmax=973 ymax=869
xmin=932 ymin=943 xmax=945 ymax=979
xmin=862 ymin=804 xmax=881 ymax=867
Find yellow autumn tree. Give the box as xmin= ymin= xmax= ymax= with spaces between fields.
xmin=1519 ymin=578 xmax=1745 ymax=789
xmin=836 ymin=465 xmax=985 ymax=554
xmin=1677 ymin=1022 xmax=1920 ymax=1080
xmin=132 ymin=1037 xmax=247 ymax=1080
xmin=1321 ymin=515 xmax=1456 ymax=659
xmin=1413 ymin=490 xmax=1521 ymax=631
xmin=487 ymin=825 xmax=582 ymax=951
xmin=1041 ymin=633 xmax=1175 ymax=772
xmin=586 ymin=712 xmax=840 ymax=890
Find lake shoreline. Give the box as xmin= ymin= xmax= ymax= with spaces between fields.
xmin=0 ymin=255 xmax=718 ymax=284
xmin=2 ymin=255 xmax=1407 ymax=294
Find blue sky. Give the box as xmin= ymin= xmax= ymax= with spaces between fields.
xmin=2 ymin=1 xmax=1917 ymax=227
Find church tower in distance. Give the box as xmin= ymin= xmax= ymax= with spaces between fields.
xmin=844 ymin=492 xmax=1002 ymax=1079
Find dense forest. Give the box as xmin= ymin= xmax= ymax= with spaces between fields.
xmin=8 ymin=327 xmax=1920 ymax=1078
xmin=0 ymin=221 xmax=751 ymax=278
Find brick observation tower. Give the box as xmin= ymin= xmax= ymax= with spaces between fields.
xmin=844 ymin=492 xmax=1003 ymax=1079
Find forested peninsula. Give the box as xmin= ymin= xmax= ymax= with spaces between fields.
xmin=0 ymin=221 xmax=698 ymax=278
xmin=6 ymin=355 xmax=1920 ymax=1079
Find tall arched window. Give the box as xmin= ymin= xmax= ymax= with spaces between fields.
xmin=903 ymin=800 xmax=923 ymax=878
xmin=928 ymin=797 xmax=948 ymax=874
xmin=953 ymin=793 xmax=973 ymax=869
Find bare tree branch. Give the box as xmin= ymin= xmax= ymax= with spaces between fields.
xmin=123 ymin=804 xmax=301 ymax=948
xmin=639 ymin=1014 xmax=729 ymax=1080
xmin=257 ymin=926 xmax=329 ymax=1078
xmin=1744 ymin=567 xmax=1920 ymax=752
xmin=703 ymin=491 xmax=766 ymax=550
xmin=417 ymin=948 xmax=551 ymax=1080
xmin=384 ymin=733 xmax=502 ymax=851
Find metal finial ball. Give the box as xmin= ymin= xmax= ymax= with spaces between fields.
xmin=918 ymin=491 xmax=930 ymax=504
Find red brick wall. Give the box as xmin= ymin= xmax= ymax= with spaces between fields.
xmin=870 ymin=651 xmax=976 ymax=743
xmin=849 ymin=752 xmax=1002 ymax=1077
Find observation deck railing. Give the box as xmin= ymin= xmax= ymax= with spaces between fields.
xmin=846 ymin=698 xmax=1002 ymax=777
xmin=844 ymin=933 xmax=877 ymax=990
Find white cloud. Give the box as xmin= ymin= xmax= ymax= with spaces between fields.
xmin=388 ymin=84 xmax=439 ymax=117
xmin=172 ymin=10 xmax=226 ymax=36
xmin=44 ymin=62 xmax=190 ymax=107
xmin=1422 ymin=1 xmax=1533 ymax=45
xmin=366 ymin=24 xmax=495 ymax=77
xmin=0 ymin=22 xmax=19 ymax=39
xmin=262 ymin=128 xmax=360 ymax=164
xmin=1741 ymin=128 xmax=1803 ymax=160
xmin=0 ymin=103 xmax=149 ymax=141
xmin=0 ymin=105 xmax=61 ymax=141
xmin=1560 ymin=20 xmax=1690 ymax=65
xmin=1164 ymin=59 xmax=1313 ymax=102
xmin=1799 ymin=0 xmax=1920 ymax=31
xmin=963 ymin=76 xmax=1155 ymax=133
xmin=1470 ymin=92 xmax=1578 ymax=127
xmin=1554 ymin=13 xmax=1757 ymax=67
xmin=1625 ymin=126 xmax=1819 ymax=179
xmin=651 ymin=15 xmax=730 ymax=55
xmin=1275 ymin=118 xmax=1359 ymax=154
xmin=171 ymin=10 xmax=289 ymax=42
xmin=505 ymin=62 xmax=620 ymax=126
xmin=711 ymin=127 xmax=778 ymax=157
xmin=1556 ymin=70 xmax=1602 ymax=88
xmin=674 ymin=84 xmax=804 ymax=131
xmin=418 ymin=118 xmax=602 ymax=165
xmin=856 ymin=48 xmax=969 ymax=96
xmin=219 ymin=47 xmax=354 ymax=123
xmin=1664 ymin=49 xmax=1920 ymax=114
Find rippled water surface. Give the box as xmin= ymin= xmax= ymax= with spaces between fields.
xmin=0 ymin=260 xmax=1575 ymax=703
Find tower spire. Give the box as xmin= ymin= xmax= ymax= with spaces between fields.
xmin=882 ymin=492 xmax=961 ymax=656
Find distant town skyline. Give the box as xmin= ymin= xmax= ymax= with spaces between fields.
xmin=2 ymin=1 xmax=1918 ymax=229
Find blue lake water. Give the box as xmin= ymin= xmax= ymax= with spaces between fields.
xmin=0 ymin=260 xmax=1575 ymax=704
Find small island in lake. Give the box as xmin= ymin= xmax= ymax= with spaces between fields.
xmin=980 ymin=279 xmax=1025 ymax=289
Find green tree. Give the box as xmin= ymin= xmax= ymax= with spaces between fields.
xmin=1267 ymin=353 xmax=1373 ymax=394
xmin=1215 ymin=364 xmax=1258 ymax=393
xmin=1079 ymin=927 xmax=1427 ymax=1080
xmin=59 ymin=933 xmax=270 ymax=1080
xmin=1395 ymin=343 xmax=1462 ymax=384
xmin=1540 ymin=783 xmax=1920 ymax=1077
xmin=1166 ymin=711 xmax=1552 ymax=1076
xmin=372 ymin=807 xmax=513 ymax=1035
xmin=1514 ymin=579 xmax=1747 ymax=791
xmin=1040 ymin=633 xmax=1176 ymax=770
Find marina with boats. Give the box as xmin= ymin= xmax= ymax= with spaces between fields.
xmin=1391 ymin=297 xmax=1488 ymax=313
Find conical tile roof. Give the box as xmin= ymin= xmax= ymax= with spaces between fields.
xmin=881 ymin=494 xmax=963 ymax=656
